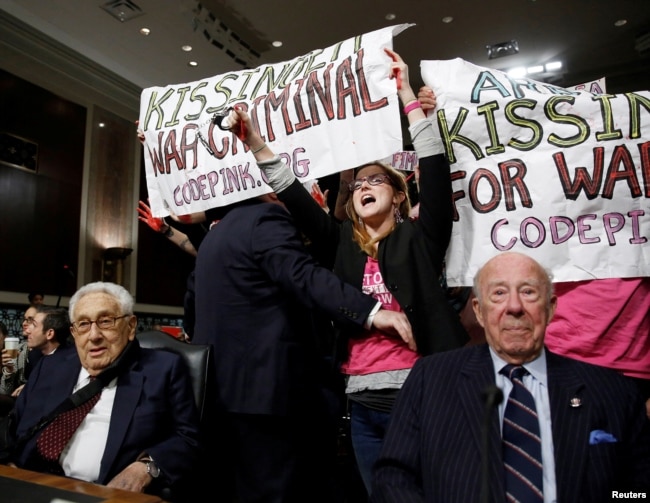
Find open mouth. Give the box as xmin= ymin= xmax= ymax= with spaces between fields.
xmin=361 ymin=194 xmax=375 ymax=206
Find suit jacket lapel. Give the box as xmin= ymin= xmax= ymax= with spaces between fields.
xmin=98 ymin=364 xmax=144 ymax=482
xmin=459 ymin=345 xmax=505 ymax=499
xmin=546 ymin=350 xmax=588 ymax=503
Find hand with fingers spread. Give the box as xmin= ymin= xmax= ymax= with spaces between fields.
xmin=137 ymin=200 xmax=167 ymax=233
xmin=308 ymin=181 xmax=330 ymax=213
xmin=137 ymin=200 xmax=199 ymax=257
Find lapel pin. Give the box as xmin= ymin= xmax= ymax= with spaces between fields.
xmin=570 ymin=397 xmax=582 ymax=408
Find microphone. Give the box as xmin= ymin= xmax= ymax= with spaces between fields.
xmin=480 ymin=385 xmax=503 ymax=503
xmin=482 ymin=384 xmax=503 ymax=409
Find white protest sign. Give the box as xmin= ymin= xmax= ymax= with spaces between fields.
xmin=139 ymin=24 xmax=412 ymax=217
xmin=422 ymin=58 xmax=650 ymax=285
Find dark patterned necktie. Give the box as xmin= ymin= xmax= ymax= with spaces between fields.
xmin=37 ymin=383 xmax=102 ymax=462
xmin=500 ymin=365 xmax=543 ymax=501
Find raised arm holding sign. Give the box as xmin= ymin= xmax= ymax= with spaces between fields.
xmin=230 ymin=48 xmax=468 ymax=494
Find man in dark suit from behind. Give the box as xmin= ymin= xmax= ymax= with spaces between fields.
xmin=372 ymin=252 xmax=650 ymax=502
xmin=192 ymin=192 xmax=413 ymax=503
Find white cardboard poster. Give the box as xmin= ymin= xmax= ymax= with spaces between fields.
xmin=422 ymin=59 xmax=649 ymax=285
xmin=139 ymin=25 xmax=411 ymax=217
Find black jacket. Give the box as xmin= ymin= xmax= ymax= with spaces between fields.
xmin=277 ymin=152 xmax=469 ymax=358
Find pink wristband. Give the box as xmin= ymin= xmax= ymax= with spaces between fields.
xmin=403 ymin=101 xmax=421 ymax=115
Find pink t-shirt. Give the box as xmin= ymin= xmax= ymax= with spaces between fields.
xmin=340 ymin=257 xmax=419 ymax=375
xmin=545 ymin=277 xmax=650 ymax=379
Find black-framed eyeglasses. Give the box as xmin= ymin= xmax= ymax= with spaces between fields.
xmin=22 ymin=317 xmax=36 ymax=326
xmin=348 ymin=173 xmax=393 ymax=192
xmin=71 ymin=315 xmax=130 ymax=334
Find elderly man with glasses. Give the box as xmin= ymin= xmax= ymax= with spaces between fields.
xmin=9 ymin=282 xmax=201 ymax=499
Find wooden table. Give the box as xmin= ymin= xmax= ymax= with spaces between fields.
xmin=0 ymin=464 xmax=164 ymax=502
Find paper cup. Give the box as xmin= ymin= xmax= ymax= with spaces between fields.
xmin=4 ymin=337 xmax=20 ymax=360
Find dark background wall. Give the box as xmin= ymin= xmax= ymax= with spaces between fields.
xmin=0 ymin=68 xmax=193 ymax=309
xmin=0 ymin=68 xmax=83 ymax=299
xmin=135 ymin=160 xmax=199 ymax=306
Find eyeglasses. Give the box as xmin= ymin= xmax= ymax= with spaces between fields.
xmin=348 ymin=173 xmax=393 ymax=192
xmin=22 ymin=317 xmax=36 ymax=326
xmin=71 ymin=315 xmax=130 ymax=334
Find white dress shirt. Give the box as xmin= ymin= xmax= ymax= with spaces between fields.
xmin=59 ymin=368 xmax=117 ymax=482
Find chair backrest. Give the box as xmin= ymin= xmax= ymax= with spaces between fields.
xmin=136 ymin=330 xmax=213 ymax=423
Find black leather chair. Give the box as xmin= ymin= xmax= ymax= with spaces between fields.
xmin=136 ymin=330 xmax=213 ymax=424
xmin=136 ymin=330 xmax=216 ymax=502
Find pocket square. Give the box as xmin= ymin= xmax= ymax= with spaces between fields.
xmin=589 ymin=429 xmax=618 ymax=445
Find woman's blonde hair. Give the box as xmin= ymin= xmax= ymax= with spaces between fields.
xmin=345 ymin=161 xmax=411 ymax=258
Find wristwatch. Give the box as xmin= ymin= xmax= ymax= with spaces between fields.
xmin=138 ymin=456 xmax=160 ymax=479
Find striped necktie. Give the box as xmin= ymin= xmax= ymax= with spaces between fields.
xmin=501 ymin=364 xmax=543 ymax=501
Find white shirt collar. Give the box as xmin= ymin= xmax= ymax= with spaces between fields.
xmin=489 ymin=346 xmax=548 ymax=387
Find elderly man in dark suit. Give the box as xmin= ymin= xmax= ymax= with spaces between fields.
xmin=192 ymin=184 xmax=413 ymax=502
xmin=372 ymin=252 xmax=650 ymax=502
xmin=11 ymin=282 xmax=201 ymax=497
